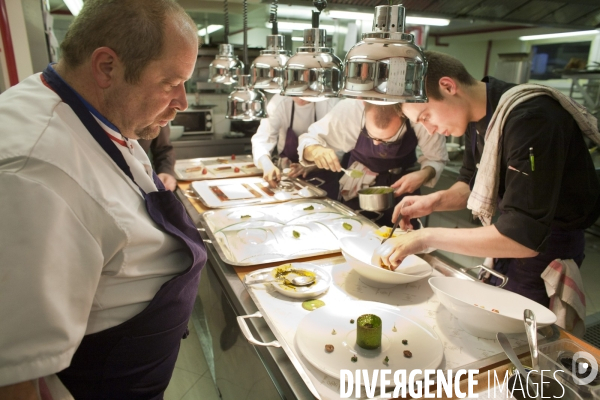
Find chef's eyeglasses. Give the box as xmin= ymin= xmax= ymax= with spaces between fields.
xmin=361 ymin=112 xmax=406 ymax=145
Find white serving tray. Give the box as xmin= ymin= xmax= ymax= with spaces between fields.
xmin=174 ymin=155 xmax=262 ymax=181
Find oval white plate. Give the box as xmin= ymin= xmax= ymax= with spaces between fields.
xmin=295 ymin=301 xmax=443 ymax=381
xmin=245 ymin=263 xmax=332 ymax=299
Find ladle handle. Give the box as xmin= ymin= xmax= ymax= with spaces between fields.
xmin=524 ymin=309 xmax=539 ymax=370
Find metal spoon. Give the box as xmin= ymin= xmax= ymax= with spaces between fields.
xmin=381 ymin=218 xmax=400 ymax=245
xmin=498 ymin=332 xmax=539 ymax=399
xmin=341 ymin=168 xmax=364 ymax=178
xmin=524 ymin=309 xmax=539 ymax=371
xmin=246 ymin=275 xmax=316 ymax=286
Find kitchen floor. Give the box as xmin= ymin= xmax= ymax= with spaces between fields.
xmin=164 ymin=232 xmax=600 ymax=400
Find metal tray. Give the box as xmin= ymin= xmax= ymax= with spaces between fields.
xmin=174 ymin=154 xmax=261 ymax=181
xmin=188 ymin=176 xmax=327 ymax=209
xmin=199 ymin=199 xmax=379 ymax=266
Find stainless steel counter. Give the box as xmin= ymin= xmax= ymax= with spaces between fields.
xmin=172 ymin=132 xmax=252 ymax=159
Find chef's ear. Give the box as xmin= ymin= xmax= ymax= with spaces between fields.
xmin=438 ymin=77 xmax=458 ymax=96
xmin=91 ymin=47 xmax=120 ymax=89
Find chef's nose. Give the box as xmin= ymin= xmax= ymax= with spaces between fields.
xmin=171 ymin=83 xmax=188 ymax=111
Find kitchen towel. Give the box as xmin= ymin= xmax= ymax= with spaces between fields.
xmin=542 ymin=259 xmax=586 ymax=337
xmin=338 ymin=161 xmax=377 ymax=201
xmin=467 ymin=84 xmax=600 ymax=226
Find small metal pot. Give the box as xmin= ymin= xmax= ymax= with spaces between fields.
xmin=358 ymin=186 xmax=394 ymax=212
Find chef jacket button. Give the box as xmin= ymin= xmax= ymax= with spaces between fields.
xmin=182 ymin=327 xmax=190 ymax=339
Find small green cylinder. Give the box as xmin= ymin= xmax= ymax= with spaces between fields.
xmin=356 ymin=314 xmax=382 ymax=350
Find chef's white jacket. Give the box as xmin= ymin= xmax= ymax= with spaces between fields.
xmin=0 ymin=73 xmax=191 ymax=386
xmin=298 ymin=99 xmax=449 ymax=187
xmin=251 ymin=94 xmax=339 ymax=167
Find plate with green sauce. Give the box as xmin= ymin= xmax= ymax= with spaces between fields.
xmin=244 ymin=263 xmax=332 ymax=299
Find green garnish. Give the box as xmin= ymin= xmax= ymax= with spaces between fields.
xmin=351 ymin=355 xmax=358 ymax=362
xmin=302 ymin=299 xmax=325 ymax=311
xmin=343 ymin=222 xmax=353 ymax=231
xmin=384 ymin=356 xmax=389 ymax=363
xmin=293 ymin=230 xmax=300 ymax=238
xmin=241 ymin=215 xmax=251 ymax=219
xmin=303 ymin=205 xmax=314 ymax=211
xmin=350 ymin=319 xmax=355 ymax=324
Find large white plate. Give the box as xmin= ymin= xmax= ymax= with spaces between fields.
xmin=244 ymin=263 xmax=332 ymax=299
xmin=295 ymin=301 xmax=443 ymax=381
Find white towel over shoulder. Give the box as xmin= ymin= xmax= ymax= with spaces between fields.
xmin=467 ymin=84 xmax=600 ymax=225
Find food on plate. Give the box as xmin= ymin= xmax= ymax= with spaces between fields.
xmin=292 ymin=230 xmax=300 ymax=238
xmin=240 ymin=215 xmax=251 ymax=219
xmin=351 ymin=355 xmax=358 ymax=362
xmin=350 ymin=319 xmax=354 ymax=324
xmin=379 ymin=259 xmax=392 ymax=271
xmin=303 ymin=205 xmax=315 ymax=211
xmin=184 ymin=165 xmax=203 ymax=172
xmin=402 ymin=339 xmax=408 ymax=345
xmin=244 ymin=163 xmax=256 ymax=168
xmin=342 ymin=222 xmax=353 ymax=231
xmin=234 ymin=167 xmax=240 ymax=173
xmin=392 ymin=325 xmax=397 ymax=332
xmin=202 ymin=167 xmax=208 ymax=175
xmin=374 ymin=226 xmax=404 ymax=239
xmin=325 ymin=344 xmax=334 ymax=353
xmin=215 ymin=166 xmax=232 ymax=171
xmin=301 ymin=299 xmax=325 ymax=311
xmin=492 ymin=309 xmax=500 ymax=313
xmin=216 ymin=158 xmax=229 ymax=164
xmin=231 ymin=154 xmax=236 ymax=160
xmin=384 ymin=356 xmax=389 ymax=364
xmin=331 ymin=329 xmax=336 ymax=335
xmin=356 ymin=314 xmax=382 ymax=350
xmin=403 ymin=350 xmax=412 ymax=358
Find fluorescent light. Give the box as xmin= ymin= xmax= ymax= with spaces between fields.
xmin=63 ymin=0 xmax=83 ymax=16
xmin=265 ymin=21 xmax=337 ymax=32
xmin=291 ymin=37 xmax=304 ymax=42
xmin=519 ymin=30 xmax=599 ymax=41
xmin=198 ymin=25 xmax=223 ymax=36
xmin=329 ymin=10 xmax=373 ymax=20
xmin=406 ymin=16 xmax=450 ymax=26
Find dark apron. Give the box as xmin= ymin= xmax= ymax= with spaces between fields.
xmin=41 ymin=66 xmax=207 ymax=400
xmin=471 ymin=82 xmax=585 ymax=306
xmin=344 ymin=120 xmax=419 ymax=226
xmin=279 ymin=101 xmax=341 ymax=199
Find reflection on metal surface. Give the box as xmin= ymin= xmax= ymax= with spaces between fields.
xmin=251 ymin=35 xmax=290 ymax=93
xmin=282 ymin=27 xmax=343 ymax=101
xmin=226 ymin=75 xmax=268 ymax=121
xmin=209 ymin=44 xmax=243 ymax=86
xmin=340 ymin=4 xmax=427 ymax=103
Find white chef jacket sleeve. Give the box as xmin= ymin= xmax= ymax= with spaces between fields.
xmin=251 ymin=94 xmax=286 ymax=167
xmin=298 ymin=99 xmax=364 ymax=166
xmin=0 ymin=173 xmax=103 ymax=386
xmin=413 ymin=122 xmax=448 ymax=187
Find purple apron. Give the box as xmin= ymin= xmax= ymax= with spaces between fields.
xmin=41 ymin=66 xmax=207 ymax=400
xmin=344 ymin=121 xmax=419 ymax=226
xmin=279 ymin=101 xmax=341 ymax=199
xmin=470 ymin=83 xmax=584 ymax=306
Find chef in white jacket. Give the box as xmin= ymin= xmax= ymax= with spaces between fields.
xmin=298 ymin=99 xmax=448 ymax=226
xmin=251 ymin=94 xmax=340 ymax=196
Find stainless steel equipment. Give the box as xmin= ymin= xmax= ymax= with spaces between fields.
xmin=494 ymin=53 xmax=531 ymax=84
xmin=226 ymin=75 xmax=268 ymax=121
xmin=171 ymin=108 xmax=214 ymax=135
xmin=251 ymin=35 xmax=289 ymax=93
xmin=357 ymin=186 xmax=394 ymax=212
xmin=340 ymin=4 xmax=427 ymax=104
xmin=209 ymin=43 xmax=243 ymax=86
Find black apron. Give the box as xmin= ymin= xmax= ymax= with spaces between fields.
xmin=279 ymin=101 xmax=341 ymax=199
xmin=41 ymin=65 xmax=207 ymax=400
xmin=344 ymin=120 xmax=419 ymax=226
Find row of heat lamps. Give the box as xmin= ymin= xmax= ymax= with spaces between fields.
xmin=210 ymin=1 xmax=428 ymax=121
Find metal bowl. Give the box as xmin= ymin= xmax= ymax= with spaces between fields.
xmin=357 ymin=186 xmax=394 ymax=212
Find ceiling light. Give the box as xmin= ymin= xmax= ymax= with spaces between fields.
xmin=198 ymin=25 xmax=223 ymax=36
xmin=209 ymin=44 xmax=243 ymax=85
xmin=63 ymin=0 xmax=83 ymax=16
xmin=519 ymin=30 xmax=599 ymax=41
xmin=328 ymin=10 xmax=373 ymax=20
xmin=406 ymin=16 xmax=450 ymax=26
xmin=291 ymin=36 xmax=304 ymax=42
xmin=282 ymin=4 xmax=343 ymax=101
xmin=339 ymin=4 xmax=427 ymax=103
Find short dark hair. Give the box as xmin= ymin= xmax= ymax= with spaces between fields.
xmin=364 ymin=102 xmax=403 ymax=129
xmin=60 ymin=0 xmax=194 ymax=84
xmin=423 ymin=50 xmax=478 ymax=100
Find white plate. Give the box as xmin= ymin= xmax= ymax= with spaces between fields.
xmin=295 ymin=301 xmax=443 ymax=381
xmin=429 ymin=277 xmax=557 ymax=339
xmin=245 ymin=263 xmax=332 ymax=299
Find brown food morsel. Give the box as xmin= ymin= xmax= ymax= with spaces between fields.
xmin=403 ymin=350 xmax=412 ymax=358
xmin=325 ymin=344 xmax=334 ymax=353
xmin=402 ymin=339 xmax=408 ymax=345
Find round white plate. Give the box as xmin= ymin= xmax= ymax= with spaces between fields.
xmin=295 ymin=301 xmax=443 ymax=381
xmin=245 ymin=263 xmax=332 ymax=299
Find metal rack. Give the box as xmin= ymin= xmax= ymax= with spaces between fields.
xmin=563 ymin=71 xmax=600 ymax=118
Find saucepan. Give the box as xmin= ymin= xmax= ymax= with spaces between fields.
xmin=357 ymin=186 xmax=394 ymax=212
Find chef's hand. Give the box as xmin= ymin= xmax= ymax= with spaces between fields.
xmin=263 ymin=166 xmax=281 ymax=187
xmin=287 ymin=163 xmax=315 ymax=179
xmin=303 ymin=145 xmax=341 ymax=172
xmin=158 ymin=173 xmax=177 ymax=191
xmin=391 ymin=167 xmax=435 ymax=197
xmin=392 ymin=194 xmax=437 ymax=230
xmin=373 ymin=230 xmax=428 ymax=270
